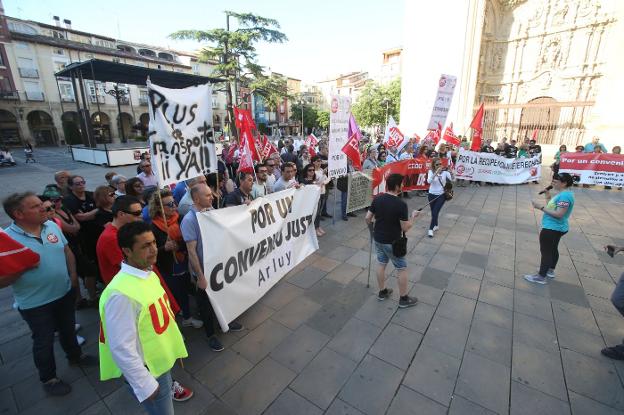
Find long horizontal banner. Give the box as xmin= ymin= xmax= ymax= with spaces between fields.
xmin=372 ymin=158 xmax=431 ymax=194
xmin=196 ymin=186 xmax=321 ymax=332
xmin=455 ymin=148 xmax=541 ymax=184
xmin=559 ymin=152 xmax=624 ymax=186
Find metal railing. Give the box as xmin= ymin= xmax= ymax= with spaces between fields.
xmin=61 ymin=96 xmax=75 ymax=103
xmin=25 ymin=91 xmax=44 ymax=101
xmin=18 ymin=67 xmax=39 ymax=78
xmin=0 ymin=90 xmax=19 ymax=100
xmin=479 ymin=100 xmax=595 ymax=147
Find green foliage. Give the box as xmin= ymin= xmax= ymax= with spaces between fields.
xmin=248 ymin=75 xmax=289 ymax=111
xmin=317 ymin=110 xmax=330 ymax=129
xmin=352 ymin=78 xmax=401 ymax=128
xmin=169 ymin=12 xmax=288 ymax=83
xmin=290 ymin=102 xmax=319 ymax=130
xmin=257 ymin=122 xmax=268 ymax=134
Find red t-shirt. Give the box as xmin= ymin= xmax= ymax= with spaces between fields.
xmin=96 ymin=223 xmax=122 ymax=285
xmin=96 ymin=223 xmax=180 ymax=314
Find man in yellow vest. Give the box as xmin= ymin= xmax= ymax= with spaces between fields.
xmin=99 ymin=221 xmax=187 ymax=415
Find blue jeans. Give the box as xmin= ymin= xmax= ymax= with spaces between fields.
xmin=612 ymin=273 xmax=624 ymax=317
xmin=139 ymin=371 xmax=174 ymax=415
xmin=18 ymin=289 xmax=81 ymax=382
xmin=428 ymin=193 xmax=446 ymax=230
xmin=375 ymin=241 xmax=407 ymax=269
xmin=341 ymin=190 xmax=348 ymax=219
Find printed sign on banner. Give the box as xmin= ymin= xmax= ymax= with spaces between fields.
xmin=427 ymin=74 xmax=457 ymax=131
xmin=559 ymin=152 xmax=624 ymax=186
xmin=372 ymin=158 xmax=431 ymax=195
xmin=148 ymin=81 xmax=216 ymax=187
xmin=328 ymin=95 xmax=352 ymax=178
xmin=196 ymin=186 xmax=321 ymax=332
xmin=346 ymin=171 xmax=373 ymax=213
xmin=455 ymin=148 xmax=541 ymax=184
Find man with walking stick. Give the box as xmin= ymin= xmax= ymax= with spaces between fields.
xmin=365 ymin=173 xmax=420 ymax=308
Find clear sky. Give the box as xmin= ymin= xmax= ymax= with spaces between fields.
xmin=4 ymin=0 xmax=404 ymax=82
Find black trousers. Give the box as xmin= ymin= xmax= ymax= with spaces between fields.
xmin=538 ymin=228 xmax=566 ymax=277
xmin=194 ymin=288 xmax=217 ymax=338
xmin=19 ymin=289 xmax=81 ymax=382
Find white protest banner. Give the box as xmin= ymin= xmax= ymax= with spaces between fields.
xmin=147 ymin=81 xmax=216 ymax=187
xmin=196 ymin=186 xmax=321 ymax=332
xmin=346 ymin=171 xmax=373 ymax=213
xmin=328 ymin=95 xmax=351 ymax=178
xmin=427 ymin=74 xmax=457 ymax=130
xmin=455 ymin=148 xmax=541 ymax=184
xmin=559 ymin=152 xmax=624 ymax=186
xmin=383 ymin=115 xmax=408 ymax=152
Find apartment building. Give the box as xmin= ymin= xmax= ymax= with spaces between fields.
xmin=0 ymin=14 xmax=227 ymax=147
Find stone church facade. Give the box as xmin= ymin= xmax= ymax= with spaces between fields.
xmin=477 ymin=0 xmax=619 ymax=147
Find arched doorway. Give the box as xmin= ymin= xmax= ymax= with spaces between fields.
xmin=91 ymin=112 xmax=111 ymax=144
xmin=518 ymin=97 xmax=560 ymax=144
xmin=27 ymin=110 xmax=57 ymax=146
xmin=61 ymin=112 xmax=81 ymax=145
xmin=139 ymin=113 xmax=149 ymax=137
xmin=0 ymin=109 xmax=21 ymax=146
xmin=118 ymin=112 xmax=133 ymax=139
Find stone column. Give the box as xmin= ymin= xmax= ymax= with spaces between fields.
xmin=399 ymin=0 xmax=486 ymax=136
xmin=584 ymin=1 xmax=624 ymax=151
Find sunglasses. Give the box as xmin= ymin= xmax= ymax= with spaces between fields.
xmin=164 ymin=200 xmax=177 ymax=208
xmin=73 ymin=180 xmax=86 ymax=185
xmin=123 ymin=210 xmax=143 ymax=217
xmin=45 ymin=206 xmax=55 ymax=212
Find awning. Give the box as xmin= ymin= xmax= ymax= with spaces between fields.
xmin=55 ymin=59 xmax=225 ymax=88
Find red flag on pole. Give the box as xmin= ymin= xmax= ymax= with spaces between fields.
xmin=233 ymin=107 xmax=256 ymax=132
xmin=442 ymin=123 xmax=461 ymax=146
xmin=305 ymin=134 xmax=318 ymax=157
xmin=470 ymin=103 xmax=484 ymax=151
xmin=260 ymin=135 xmax=278 ymax=160
xmin=341 ymin=132 xmax=362 ymax=170
xmin=237 ymin=129 xmax=255 ymax=174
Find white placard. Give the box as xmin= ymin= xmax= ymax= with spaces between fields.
xmin=328 ymin=95 xmax=352 ymax=178
xmin=427 ymin=74 xmax=457 ymax=130
xmin=196 ymin=186 xmax=321 ymax=332
xmin=455 ymin=148 xmax=541 ymax=184
xmin=148 ymin=81 xmax=216 ymax=187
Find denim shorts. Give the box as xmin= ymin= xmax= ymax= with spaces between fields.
xmin=375 ymin=241 xmax=407 ymax=270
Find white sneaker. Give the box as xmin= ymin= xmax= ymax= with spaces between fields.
xmin=182 ymin=317 xmax=204 ymax=329
xmin=76 ymin=335 xmax=86 ymax=346
xmin=546 ymin=269 xmax=555 ymax=279
xmin=433 ymin=226 xmax=439 ymax=232
xmin=524 ymin=274 xmax=547 ymax=285
xmin=427 ymin=230 xmax=434 ymax=238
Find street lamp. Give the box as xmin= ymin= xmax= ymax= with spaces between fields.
xmin=103 ymin=84 xmax=128 ymax=143
xmin=382 ymin=98 xmax=390 ymax=125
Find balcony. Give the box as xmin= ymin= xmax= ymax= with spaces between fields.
xmin=61 ymin=96 xmax=75 ymax=103
xmin=26 ymin=91 xmax=44 ymax=101
xmin=89 ymin=95 xmax=100 ymax=103
xmin=0 ymin=90 xmax=19 ymax=100
xmin=19 ymin=67 xmax=39 ymax=78
xmin=119 ymin=96 xmax=129 ymax=105
xmin=139 ymin=96 xmax=149 ymax=106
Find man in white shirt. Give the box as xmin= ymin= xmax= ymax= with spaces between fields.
xmin=136 ymin=161 xmax=158 ymax=188
xmin=251 ymin=163 xmax=269 ymax=199
xmin=265 ymin=159 xmax=277 ymax=192
xmin=99 ymin=221 xmax=188 ymax=413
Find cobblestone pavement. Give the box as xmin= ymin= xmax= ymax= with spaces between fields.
xmin=1 ymin=150 xmax=624 ymax=414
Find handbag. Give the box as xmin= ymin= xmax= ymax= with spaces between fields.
xmin=438 ymin=175 xmax=453 ymax=201
xmin=392 ymin=232 xmax=407 ymax=257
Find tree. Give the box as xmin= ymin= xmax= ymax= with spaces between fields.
xmin=289 ymin=101 xmax=319 ymax=133
xmin=248 ymin=75 xmax=289 ymax=129
xmin=317 ymin=110 xmax=330 ymax=130
xmin=352 ymin=78 xmax=401 ymax=129
xmin=170 ymin=11 xmax=288 ymax=137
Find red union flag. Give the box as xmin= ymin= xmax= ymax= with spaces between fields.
xmin=233 ymin=107 xmax=256 ymax=132
xmin=260 ymin=135 xmax=278 ymax=160
xmin=341 ymin=132 xmax=362 ymax=170
xmin=305 ymin=134 xmax=318 ymax=157
xmin=470 ymin=103 xmax=484 ymax=151
xmin=237 ymin=130 xmax=255 ymax=174
xmin=383 ymin=116 xmax=407 ymax=151
xmin=443 ymin=123 xmax=461 ymax=146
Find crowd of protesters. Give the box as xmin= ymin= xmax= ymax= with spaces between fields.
xmin=1 ymin=130 xmax=623 ymax=413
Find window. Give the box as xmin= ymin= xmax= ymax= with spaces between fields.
xmin=8 ymin=22 xmax=37 ymax=35
xmin=112 ymin=57 xmax=120 ymax=63
xmin=53 ymin=48 xmax=65 ymax=56
xmin=59 ymin=83 xmax=74 ymax=101
xmin=52 ymin=30 xmax=65 ymax=40
xmin=53 ymin=61 xmax=66 ymax=73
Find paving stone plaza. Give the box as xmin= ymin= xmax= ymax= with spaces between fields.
xmin=1 ymin=148 xmax=624 ymax=414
